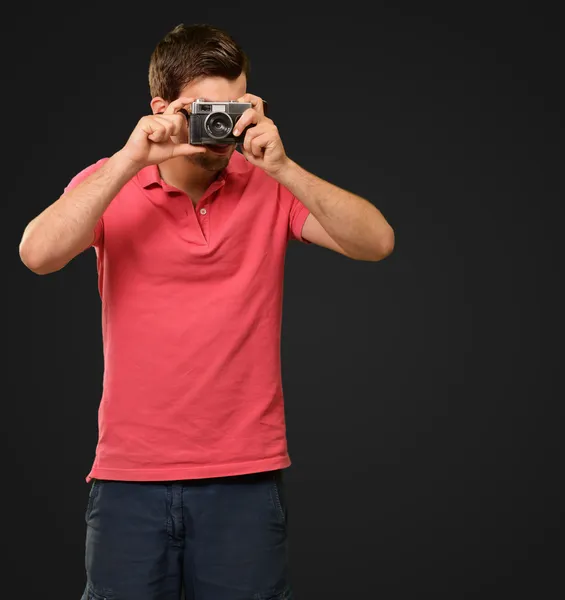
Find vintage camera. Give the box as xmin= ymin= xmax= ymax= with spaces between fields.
xmin=189 ymin=99 xmax=252 ymax=145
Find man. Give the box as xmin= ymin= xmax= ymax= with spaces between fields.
xmin=19 ymin=23 xmax=394 ymax=600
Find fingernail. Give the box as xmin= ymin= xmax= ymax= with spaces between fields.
xmin=233 ymin=129 xmax=239 ymax=136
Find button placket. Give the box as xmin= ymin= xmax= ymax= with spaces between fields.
xmin=193 ymin=176 xmax=224 ymax=244
xmin=197 ymin=203 xmax=209 ymax=243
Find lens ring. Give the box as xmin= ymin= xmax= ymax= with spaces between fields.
xmin=204 ymin=112 xmax=233 ymax=140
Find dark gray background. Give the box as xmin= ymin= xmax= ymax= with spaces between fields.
xmin=4 ymin=1 xmax=563 ymax=598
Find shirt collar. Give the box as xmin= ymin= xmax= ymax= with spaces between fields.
xmin=137 ymin=149 xmax=251 ymax=190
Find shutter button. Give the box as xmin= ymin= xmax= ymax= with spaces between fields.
xmin=200 ymin=208 xmax=207 ymax=215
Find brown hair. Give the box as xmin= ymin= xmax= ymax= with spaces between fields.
xmin=149 ymin=24 xmax=250 ymax=101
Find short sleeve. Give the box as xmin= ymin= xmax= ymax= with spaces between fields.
xmin=281 ymin=185 xmax=311 ymax=244
xmin=64 ymin=158 xmax=109 ymax=247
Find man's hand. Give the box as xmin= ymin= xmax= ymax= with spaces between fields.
xmin=120 ymin=97 xmax=206 ymax=168
xmin=234 ymin=94 xmax=289 ymax=176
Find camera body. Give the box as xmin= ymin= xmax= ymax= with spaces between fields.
xmin=189 ymin=99 xmax=253 ymax=145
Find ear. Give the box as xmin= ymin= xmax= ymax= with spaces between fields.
xmin=150 ymin=97 xmax=168 ymax=115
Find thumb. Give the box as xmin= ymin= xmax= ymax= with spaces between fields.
xmin=171 ymin=143 xmax=207 ymax=158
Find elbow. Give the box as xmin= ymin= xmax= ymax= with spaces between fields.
xmin=19 ymin=238 xmax=57 ymax=275
xmin=371 ymin=226 xmax=395 ymax=261
xmin=19 ymin=243 xmax=46 ymax=274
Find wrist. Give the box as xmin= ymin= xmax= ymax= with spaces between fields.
xmin=111 ymin=149 xmax=145 ymax=179
xmin=269 ymin=157 xmax=297 ymax=183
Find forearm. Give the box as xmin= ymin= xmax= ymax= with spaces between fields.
xmin=274 ymin=159 xmax=394 ymax=260
xmin=20 ymin=150 xmax=140 ymax=274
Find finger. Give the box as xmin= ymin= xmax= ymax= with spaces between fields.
xmin=154 ymin=114 xmax=188 ymax=138
xmin=177 ymin=108 xmax=190 ymax=122
xmin=164 ymin=113 xmax=190 ymax=140
xmin=233 ymin=108 xmax=261 ymax=137
xmin=152 ymin=116 xmax=176 ymax=139
xmin=139 ymin=117 xmax=167 ymax=142
xmin=163 ymin=96 xmax=197 ymax=116
xmin=244 ymin=122 xmax=271 ymax=140
xmin=237 ymin=93 xmax=265 ymax=116
xmin=168 ymin=112 xmax=188 ymax=136
xmin=250 ymin=132 xmax=273 ymax=158
xmin=242 ymin=123 xmax=270 ymax=154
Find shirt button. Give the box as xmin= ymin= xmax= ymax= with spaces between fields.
xmin=200 ymin=208 xmax=207 ymax=215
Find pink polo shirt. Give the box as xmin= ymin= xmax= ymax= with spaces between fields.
xmin=64 ymin=150 xmax=311 ymax=482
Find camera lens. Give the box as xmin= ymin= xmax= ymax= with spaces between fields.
xmin=204 ymin=112 xmax=233 ymax=139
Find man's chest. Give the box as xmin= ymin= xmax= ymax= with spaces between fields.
xmin=100 ymin=185 xmax=288 ymax=282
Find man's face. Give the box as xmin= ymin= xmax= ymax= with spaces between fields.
xmin=178 ymin=74 xmax=247 ymax=172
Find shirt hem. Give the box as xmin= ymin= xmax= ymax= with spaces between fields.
xmin=85 ymin=454 xmax=291 ymax=483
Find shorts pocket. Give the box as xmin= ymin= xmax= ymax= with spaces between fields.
xmin=269 ymin=470 xmax=288 ymax=525
xmin=85 ymin=479 xmax=102 ymax=522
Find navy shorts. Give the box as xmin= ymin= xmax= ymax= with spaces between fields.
xmin=81 ymin=469 xmax=292 ymax=600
